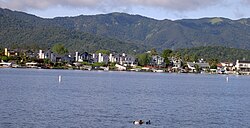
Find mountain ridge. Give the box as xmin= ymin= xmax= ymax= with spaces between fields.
xmin=1 ymin=8 xmax=250 ymax=52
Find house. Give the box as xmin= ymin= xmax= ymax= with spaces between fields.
xmin=39 ymin=49 xmax=74 ymax=63
xmin=75 ymin=52 xmax=92 ymax=63
xmin=235 ymin=60 xmax=250 ymax=75
xmin=217 ymin=62 xmax=235 ymax=74
xmin=38 ymin=50 xmax=45 ymax=59
xmin=25 ymin=50 xmax=37 ymax=58
xmin=92 ymin=53 xmax=109 ymax=64
xmin=61 ymin=55 xmax=74 ymax=64
xmin=150 ymin=55 xmax=165 ymax=67
xmin=187 ymin=62 xmax=210 ymax=72
xmin=109 ymin=53 xmax=120 ymax=63
xmin=119 ymin=53 xmax=137 ymax=67
xmin=4 ymin=48 xmax=19 ymax=57
xmin=171 ymin=57 xmax=182 ymax=68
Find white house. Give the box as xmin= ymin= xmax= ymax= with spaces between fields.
xmin=38 ymin=50 xmax=45 ymax=59
xmin=151 ymin=55 xmax=165 ymax=67
xmin=109 ymin=53 xmax=136 ymax=67
xmin=92 ymin=53 xmax=109 ymax=64
xmin=235 ymin=60 xmax=250 ymax=75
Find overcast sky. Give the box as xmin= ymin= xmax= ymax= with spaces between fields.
xmin=1 ymin=0 xmax=250 ymax=20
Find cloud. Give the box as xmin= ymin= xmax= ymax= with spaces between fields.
xmin=0 ymin=0 xmax=224 ymax=12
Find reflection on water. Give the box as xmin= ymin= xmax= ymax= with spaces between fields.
xmin=0 ymin=69 xmax=250 ymax=127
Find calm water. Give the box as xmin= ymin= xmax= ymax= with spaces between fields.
xmin=0 ymin=69 xmax=250 ymax=128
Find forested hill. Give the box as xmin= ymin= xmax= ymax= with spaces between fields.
xmin=177 ymin=46 xmax=250 ymax=62
xmin=1 ymin=8 xmax=250 ymax=52
xmin=0 ymin=8 xmax=146 ymax=53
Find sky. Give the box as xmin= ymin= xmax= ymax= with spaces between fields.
xmin=1 ymin=0 xmax=250 ymax=20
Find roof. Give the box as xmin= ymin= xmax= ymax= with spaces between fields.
xmin=238 ymin=60 xmax=250 ymax=63
xmin=187 ymin=62 xmax=210 ymax=68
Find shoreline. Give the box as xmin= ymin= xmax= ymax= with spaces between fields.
xmin=0 ymin=66 xmax=244 ymax=76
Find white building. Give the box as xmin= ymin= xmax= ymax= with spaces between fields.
xmin=92 ymin=53 xmax=109 ymax=64
xmin=151 ymin=55 xmax=165 ymax=66
xmin=235 ymin=60 xmax=250 ymax=75
xmin=38 ymin=50 xmax=45 ymax=59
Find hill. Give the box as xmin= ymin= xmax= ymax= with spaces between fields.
xmin=177 ymin=46 xmax=250 ymax=62
xmin=1 ymin=8 xmax=250 ymax=53
xmin=50 ymin=13 xmax=250 ymax=50
xmin=0 ymin=8 xmax=145 ymax=53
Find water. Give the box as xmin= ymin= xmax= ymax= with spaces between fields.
xmin=0 ymin=68 xmax=250 ymax=128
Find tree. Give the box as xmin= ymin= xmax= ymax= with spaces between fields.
xmin=52 ymin=43 xmax=68 ymax=55
xmin=189 ymin=54 xmax=198 ymax=62
xmin=161 ymin=49 xmax=173 ymax=65
xmin=95 ymin=49 xmax=110 ymax=55
xmin=0 ymin=55 xmax=9 ymax=62
xmin=207 ymin=58 xmax=219 ymax=69
xmin=150 ymin=48 xmax=158 ymax=56
xmin=137 ymin=53 xmax=151 ymax=66
xmin=194 ymin=64 xmax=201 ymax=73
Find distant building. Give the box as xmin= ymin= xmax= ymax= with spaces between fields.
xmin=25 ymin=50 xmax=37 ymax=58
xmin=119 ymin=53 xmax=137 ymax=67
xmin=92 ymin=53 xmax=109 ymax=64
xmin=150 ymin=55 xmax=165 ymax=67
xmin=38 ymin=50 xmax=45 ymax=59
xmin=75 ymin=52 xmax=92 ymax=63
xmin=4 ymin=48 xmax=19 ymax=57
xmin=38 ymin=49 xmax=74 ymax=63
xmin=187 ymin=62 xmax=210 ymax=72
xmin=109 ymin=53 xmax=120 ymax=63
xmin=217 ymin=62 xmax=235 ymax=74
xmin=235 ymin=60 xmax=250 ymax=75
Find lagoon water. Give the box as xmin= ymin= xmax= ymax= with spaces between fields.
xmin=0 ymin=68 xmax=250 ymax=128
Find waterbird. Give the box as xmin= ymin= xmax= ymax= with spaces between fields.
xmin=146 ymin=120 xmax=151 ymax=124
xmin=133 ymin=120 xmax=143 ymax=125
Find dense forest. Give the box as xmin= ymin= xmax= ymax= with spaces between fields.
xmin=1 ymin=8 xmax=250 ymax=60
xmin=177 ymin=46 xmax=250 ymax=62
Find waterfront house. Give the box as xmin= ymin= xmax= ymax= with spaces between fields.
xmin=75 ymin=52 xmax=92 ymax=63
xmin=25 ymin=50 xmax=37 ymax=59
xmin=187 ymin=62 xmax=210 ymax=72
xmin=170 ymin=57 xmax=182 ymax=72
xmin=38 ymin=50 xmax=45 ymax=59
xmin=235 ymin=60 xmax=250 ymax=75
xmin=119 ymin=53 xmax=137 ymax=67
xmin=150 ymin=55 xmax=165 ymax=67
xmin=109 ymin=53 xmax=120 ymax=63
xmin=4 ymin=48 xmax=19 ymax=57
xmin=61 ymin=55 xmax=74 ymax=64
xmin=92 ymin=53 xmax=109 ymax=64
xmin=109 ymin=53 xmax=136 ymax=67
xmin=217 ymin=62 xmax=235 ymax=74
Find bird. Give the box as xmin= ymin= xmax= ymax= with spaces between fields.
xmin=133 ymin=120 xmax=143 ymax=125
xmin=146 ymin=120 xmax=151 ymax=124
